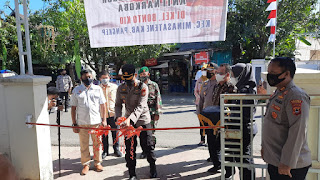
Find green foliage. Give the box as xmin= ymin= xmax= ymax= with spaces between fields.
xmin=220 ymin=0 xmax=318 ymax=63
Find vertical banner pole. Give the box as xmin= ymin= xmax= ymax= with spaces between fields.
xmin=273 ymin=0 xmax=278 ymax=58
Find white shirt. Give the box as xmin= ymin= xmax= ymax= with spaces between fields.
xmin=70 ymin=84 xmax=106 ymax=125
xmin=195 ymin=70 xmax=202 ymax=80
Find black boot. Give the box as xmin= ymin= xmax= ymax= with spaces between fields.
xmin=150 ymin=163 xmax=157 ymax=178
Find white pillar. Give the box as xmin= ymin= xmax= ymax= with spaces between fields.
xmin=0 ymin=75 xmax=53 ymax=180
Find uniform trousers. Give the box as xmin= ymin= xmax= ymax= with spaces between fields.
xmin=268 ymin=164 xmax=310 ymax=180
xmin=125 ymin=123 xmax=156 ymax=173
xmin=59 ymin=92 xmax=69 ymax=111
xmin=207 ymin=130 xmax=221 ymax=167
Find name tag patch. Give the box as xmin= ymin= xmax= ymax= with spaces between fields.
xmin=272 ymin=104 xmax=281 ymax=111
xmin=272 ymin=111 xmax=278 ymax=119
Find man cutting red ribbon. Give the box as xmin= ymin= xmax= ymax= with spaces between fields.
xmin=115 ymin=64 xmax=157 ymax=180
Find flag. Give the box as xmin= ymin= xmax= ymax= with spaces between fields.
xmin=266 ymin=2 xmax=277 ymax=11
xmin=266 ymin=0 xmax=277 ymax=44
xmin=268 ymin=10 xmax=277 ymax=19
xmin=266 ymin=18 xmax=277 ymax=27
xmin=270 ymin=26 xmax=276 ymax=34
xmin=268 ymin=34 xmax=276 ymax=43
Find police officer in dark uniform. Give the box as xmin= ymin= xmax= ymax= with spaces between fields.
xmin=115 ymin=64 xmax=157 ymax=180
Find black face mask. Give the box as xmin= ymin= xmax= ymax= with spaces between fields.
xmin=82 ymin=78 xmax=93 ymax=86
xmin=207 ymin=72 xmax=215 ymax=79
xmin=125 ymin=80 xmax=134 ymax=86
xmin=267 ymin=72 xmax=286 ymax=87
xmin=140 ymin=76 xmax=149 ymax=82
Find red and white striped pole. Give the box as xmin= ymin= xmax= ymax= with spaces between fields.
xmin=266 ymin=0 xmax=278 ymax=58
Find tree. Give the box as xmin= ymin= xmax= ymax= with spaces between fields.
xmin=216 ymin=0 xmax=318 ymax=63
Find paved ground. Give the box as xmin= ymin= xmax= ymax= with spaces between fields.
xmin=49 ymin=93 xmax=267 ymax=179
xmin=52 ymin=146 xmax=267 ymax=180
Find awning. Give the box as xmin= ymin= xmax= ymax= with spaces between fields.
xmin=163 ymin=51 xmax=192 ymax=56
xmin=149 ymin=63 xmax=169 ymax=69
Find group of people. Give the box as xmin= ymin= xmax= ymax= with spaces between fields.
xmin=193 ymin=57 xmax=312 ymax=180
xmin=68 ymin=65 xmax=162 ymax=180
xmin=194 ymin=62 xmax=257 ymax=178
xmin=45 ymin=57 xmax=312 ymax=180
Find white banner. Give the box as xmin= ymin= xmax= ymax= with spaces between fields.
xmin=84 ymin=0 xmax=228 ymax=48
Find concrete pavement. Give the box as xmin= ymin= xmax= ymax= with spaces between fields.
xmin=52 ymin=146 xmax=266 ymax=180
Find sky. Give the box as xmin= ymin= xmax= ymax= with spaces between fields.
xmin=0 ymin=0 xmax=44 ymax=16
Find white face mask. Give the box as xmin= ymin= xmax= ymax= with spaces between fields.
xmin=230 ymin=77 xmax=238 ymax=86
xmin=216 ymin=74 xmax=226 ymax=83
xmin=201 ymin=71 xmax=207 ymax=77
xmin=101 ymin=78 xmax=110 ymax=85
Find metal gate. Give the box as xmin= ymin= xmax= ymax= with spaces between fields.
xmin=219 ymin=94 xmax=320 ymax=180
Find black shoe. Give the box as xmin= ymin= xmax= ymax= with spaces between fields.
xmin=140 ymin=152 xmax=146 ymax=159
xmin=225 ymin=167 xmax=235 ymax=178
xmin=114 ymin=150 xmax=122 ymax=157
xmin=150 ymin=164 xmax=157 ymax=178
xmin=198 ymin=141 xmax=206 ymax=146
xmin=102 ymin=152 xmax=109 ymax=159
xmin=206 ymin=157 xmax=212 ymax=162
xmin=129 ymin=176 xmax=138 ymax=180
xmin=207 ymin=166 xmax=221 ymax=174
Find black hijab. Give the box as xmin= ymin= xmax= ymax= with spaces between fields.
xmin=231 ymin=63 xmax=257 ymax=93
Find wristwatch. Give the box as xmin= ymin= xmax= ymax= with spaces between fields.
xmin=72 ymin=123 xmax=78 ymax=126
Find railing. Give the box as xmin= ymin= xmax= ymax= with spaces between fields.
xmin=219 ymin=94 xmax=320 ymax=180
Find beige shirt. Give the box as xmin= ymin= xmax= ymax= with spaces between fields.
xmin=115 ymin=80 xmax=151 ymax=127
xmin=100 ymin=83 xmax=118 ymax=118
xmin=262 ymin=81 xmax=312 ymax=169
xmin=199 ymin=79 xmax=217 ymax=112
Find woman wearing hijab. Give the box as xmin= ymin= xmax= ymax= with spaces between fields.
xmin=224 ymin=63 xmax=257 ymax=179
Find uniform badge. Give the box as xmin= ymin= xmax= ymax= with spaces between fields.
xmin=272 ymin=112 xmax=278 ymax=119
xmin=283 ymin=91 xmax=288 ymax=95
xmin=291 ymin=100 xmax=302 ymax=116
xmin=272 ymin=104 xmax=281 ymax=111
xmin=280 ymin=87 xmax=286 ymax=91
xmin=141 ymin=88 xmax=146 ymax=96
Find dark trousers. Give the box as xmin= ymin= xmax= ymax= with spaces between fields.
xmin=225 ymin=132 xmax=255 ymax=180
xmin=102 ymin=117 xmax=119 ymax=154
xmin=59 ymin=92 xmax=69 ymax=112
xmin=207 ymin=130 xmax=221 ymax=167
xmin=268 ymin=164 xmax=310 ymax=180
xmin=200 ymin=121 xmax=205 ymax=142
xmin=125 ymin=123 xmax=156 ymax=174
xmin=141 ymin=115 xmax=157 ymax=154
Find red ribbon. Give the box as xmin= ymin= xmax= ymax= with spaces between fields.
xmin=88 ymin=125 xmax=111 ymax=159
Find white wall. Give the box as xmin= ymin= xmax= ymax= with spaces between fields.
xmin=295 ymin=37 xmax=320 ymax=61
